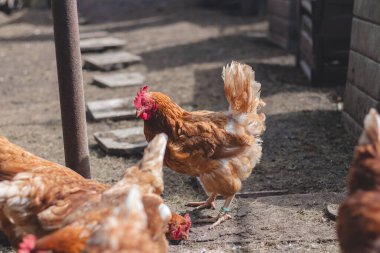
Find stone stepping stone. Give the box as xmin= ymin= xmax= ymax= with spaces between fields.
xmin=93 ymin=72 xmax=145 ymax=88
xmin=245 ymin=31 xmax=267 ymax=39
xmin=94 ymin=127 xmax=147 ymax=155
xmin=83 ymin=51 xmax=142 ymax=71
xmin=80 ymin=31 xmax=109 ymax=40
xmin=86 ymin=98 xmax=135 ymax=121
xmin=80 ymin=37 xmax=126 ymax=53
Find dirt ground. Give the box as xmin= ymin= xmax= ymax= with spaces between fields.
xmin=0 ymin=0 xmax=356 ymax=252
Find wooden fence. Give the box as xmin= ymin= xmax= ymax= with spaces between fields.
xmin=342 ymin=0 xmax=380 ymax=137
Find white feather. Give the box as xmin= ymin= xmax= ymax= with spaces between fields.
xmin=158 ymin=203 xmax=172 ymax=221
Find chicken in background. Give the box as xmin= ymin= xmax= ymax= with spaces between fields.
xmin=0 ymin=133 xmax=190 ymax=252
xmin=337 ymin=109 xmax=380 ymax=253
xmin=134 ymin=61 xmax=266 ymax=228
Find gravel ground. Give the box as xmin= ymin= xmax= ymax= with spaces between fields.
xmin=0 ymin=0 xmax=355 ymax=252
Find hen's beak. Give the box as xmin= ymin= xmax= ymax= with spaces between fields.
xmin=136 ymin=109 xmax=143 ymax=118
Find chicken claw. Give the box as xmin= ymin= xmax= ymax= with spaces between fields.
xmin=196 ymin=209 xmax=232 ymax=229
xmin=209 ymin=213 xmax=232 ymax=229
xmin=196 ymin=195 xmax=235 ymax=229
xmin=186 ymin=201 xmax=216 ymax=210
xmin=186 ymin=193 xmax=217 ymax=210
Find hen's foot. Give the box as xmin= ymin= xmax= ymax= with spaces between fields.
xmin=185 ymin=193 xmax=217 ymax=210
xmin=186 ymin=201 xmax=216 ymax=210
xmin=197 ymin=195 xmax=235 ymax=229
xmin=196 ymin=210 xmax=232 ymax=229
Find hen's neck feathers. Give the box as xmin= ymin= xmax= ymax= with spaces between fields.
xmin=146 ymin=92 xmax=185 ymax=137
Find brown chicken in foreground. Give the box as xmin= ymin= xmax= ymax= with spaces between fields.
xmin=18 ymin=188 xmax=166 ymax=253
xmin=0 ymin=136 xmax=107 ymax=246
xmin=83 ymin=187 xmax=163 ymax=253
xmin=134 ymin=61 xmax=266 ymax=228
xmin=0 ymin=133 xmax=189 ymax=252
xmin=337 ymin=108 xmax=380 ymax=253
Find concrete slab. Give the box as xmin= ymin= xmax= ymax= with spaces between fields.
xmin=94 ymin=127 xmax=147 ymax=155
xmin=80 ymin=37 xmax=126 ymax=52
xmin=93 ymin=72 xmax=145 ymax=88
xmin=80 ymin=31 xmax=109 ymax=40
xmin=86 ymin=98 xmax=135 ymax=121
xmin=83 ymin=51 xmax=142 ymax=71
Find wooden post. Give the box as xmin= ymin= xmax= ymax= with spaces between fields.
xmin=51 ymin=0 xmax=91 ymax=178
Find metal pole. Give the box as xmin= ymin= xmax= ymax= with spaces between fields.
xmin=51 ymin=0 xmax=91 ymax=178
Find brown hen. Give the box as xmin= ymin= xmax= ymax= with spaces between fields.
xmin=83 ymin=187 xmax=162 ymax=253
xmin=338 ymin=108 xmax=380 ymax=253
xmin=0 ymin=136 xmax=107 ymax=246
xmin=0 ymin=133 xmax=183 ymax=252
xmin=134 ymin=61 xmax=265 ymax=228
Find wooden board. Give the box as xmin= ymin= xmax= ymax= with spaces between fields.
xmin=86 ymin=98 xmax=135 ymax=120
xmin=301 ymin=14 xmax=313 ymax=36
xmin=267 ymin=0 xmax=298 ymax=50
xmin=354 ymin=0 xmax=380 ymax=25
xmin=80 ymin=37 xmax=126 ymax=53
xmin=351 ymin=18 xmax=380 ymax=63
xmin=93 ymin=72 xmax=146 ymax=88
xmin=299 ymin=30 xmax=313 ymax=67
xmin=267 ymin=33 xmax=289 ymax=49
xmin=299 ymin=59 xmax=312 ymax=80
xmin=80 ymin=31 xmax=109 ymax=40
xmin=343 ymin=82 xmax=378 ymax=124
xmin=342 ymin=111 xmax=362 ymax=138
xmin=301 ymin=0 xmax=312 ymax=14
xmin=347 ymin=50 xmax=380 ymax=100
xmin=94 ymin=127 xmax=147 ymax=156
xmin=83 ymin=51 xmax=142 ymax=71
xmin=267 ymin=0 xmax=292 ymax=19
xmin=269 ymin=15 xmax=293 ymax=39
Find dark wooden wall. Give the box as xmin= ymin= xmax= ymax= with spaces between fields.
xmin=342 ymin=0 xmax=380 ymax=137
xmin=267 ymin=0 xmax=299 ymax=50
xmin=298 ymin=0 xmax=354 ymax=86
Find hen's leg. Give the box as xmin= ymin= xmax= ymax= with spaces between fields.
xmin=197 ymin=195 xmax=234 ymax=229
xmin=186 ymin=193 xmax=217 ymax=210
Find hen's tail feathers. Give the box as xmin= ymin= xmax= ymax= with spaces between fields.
xmin=223 ymin=61 xmax=265 ymax=114
xmin=358 ymin=108 xmax=380 ymax=147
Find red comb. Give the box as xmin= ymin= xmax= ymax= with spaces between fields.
xmin=134 ymin=86 xmax=149 ymax=109
xmin=18 ymin=234 xmax=36 ymax=253
xmin=184 ymin=213 xmax=192 ymax=227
